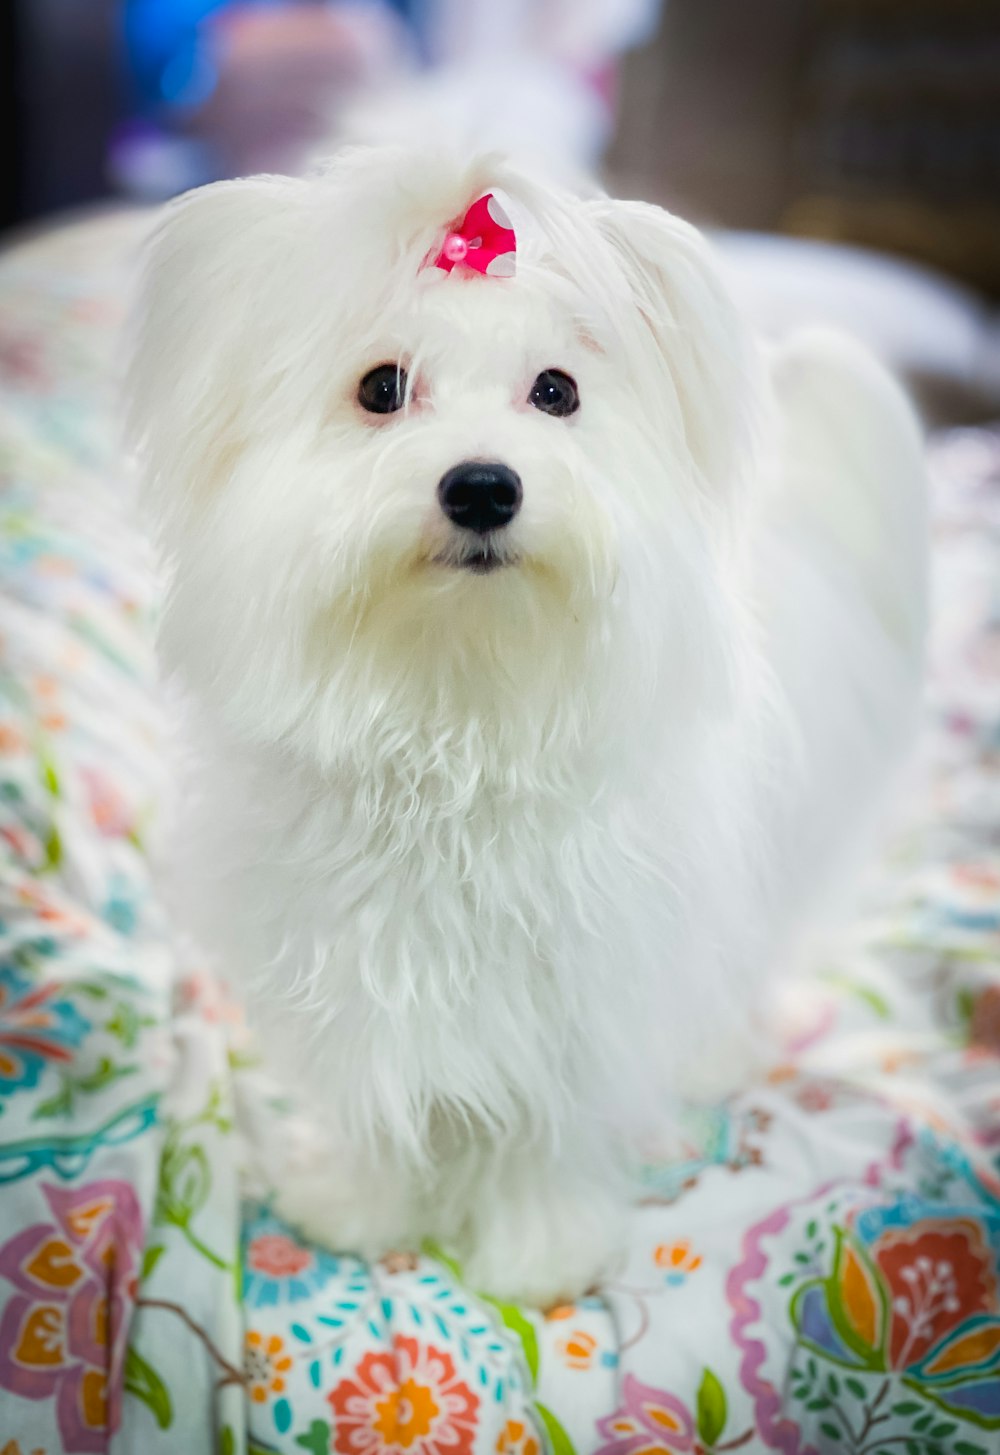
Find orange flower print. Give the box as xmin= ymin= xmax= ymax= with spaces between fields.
xmin=381 ymin=1250 xmax=421 ymax=1275
xmin=375 ymin=1376 xmax=437 ymax=1446
xmin=0 ymin=722 xmax=25 ymax=754
xmin=33 ymin=676 xmax=64 ymax=732
xmin=79 ymin=768 xmax=133 ymax=839
xmin=177 ymin=971 xmax=244 ymax=1028
xmin=14 ymin=881 xmax=84 ymax=933
xmin=595 ymin=1376 xmax=695 ymax=1453
xmin=653 ymin=1241 xmax=702 ymax=1287
xmin=496 ymin=1417 xmax=540 ymax=1455
xmin=556 ymin=1330 xmax=597 ymax=1370
xmin=244 ymin=1330 xmax=293 ymax=1403
xmin=327 ymin=1334 xmax=479 ymax=1454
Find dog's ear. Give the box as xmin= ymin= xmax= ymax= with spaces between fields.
xmin=586 ymin=197 xmax=756 ymax=496
xmin=126 ymin=175 xmax=306 ymax=531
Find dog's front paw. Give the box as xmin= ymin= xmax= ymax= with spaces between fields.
xmin=461 ymin=1175 xmax=627 ymax=1309
xmin=271 ymin=1160 xmax=418 ymax=1263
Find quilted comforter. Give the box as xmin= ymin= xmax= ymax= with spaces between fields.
xmin=1 ymin=212 xmax=999 ymax=1455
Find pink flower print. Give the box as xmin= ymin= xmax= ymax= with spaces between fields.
xmin=0 ymin=1180 xmax=144 ymax=1452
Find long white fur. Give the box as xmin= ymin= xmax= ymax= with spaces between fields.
xmin=127 ymin=147 xmax=927 ymax=1305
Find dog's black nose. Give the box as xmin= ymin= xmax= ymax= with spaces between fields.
xmin=437 ymin=462 xmax=522 ymax=534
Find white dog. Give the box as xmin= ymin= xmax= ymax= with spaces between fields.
xmin=127 ymin=147 xmax=927 ymax=1306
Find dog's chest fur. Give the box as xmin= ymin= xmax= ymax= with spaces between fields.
xmin=181 ymin=710 xmax=722 ymax=1152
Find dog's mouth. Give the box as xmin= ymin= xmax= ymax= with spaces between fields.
xmin=431 ymin=540 xmax=518 ymax=575
xmin=460 ymin=546 xmax=511 ymax=575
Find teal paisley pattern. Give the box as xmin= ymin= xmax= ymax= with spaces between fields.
xmin=0 ymin=964 xmax=91 ymax=1096
xmin=1 ymin=213 xmax=1000 ymax=1454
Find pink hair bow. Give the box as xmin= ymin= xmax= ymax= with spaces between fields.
xmin=431 ymin=193 xmax=516 ymax=278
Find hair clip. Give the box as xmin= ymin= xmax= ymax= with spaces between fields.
xmin=430 ymin=193 xmax=516 ymax=278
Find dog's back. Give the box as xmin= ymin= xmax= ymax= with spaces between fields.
xmin=754 ymin=328 xmax=928 ymax=938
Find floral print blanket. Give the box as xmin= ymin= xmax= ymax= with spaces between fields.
xmin=1 ymin=212 xmax=1000 ymax=1455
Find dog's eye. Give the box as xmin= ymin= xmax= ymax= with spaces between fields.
xmin=528 ymin=369 xmax=579 ymax=418
xmin=358 ymin=364 xmax=407 ymax=415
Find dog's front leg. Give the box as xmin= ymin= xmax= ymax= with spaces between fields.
xmin=454 ymin=1132 xmax=629 ymax=1309
xmin=269 ymin=1130 xmax=425 ymax=1263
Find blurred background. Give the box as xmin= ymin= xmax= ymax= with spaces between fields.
xmin=3 ymin=0 xmax=1000 ymax=418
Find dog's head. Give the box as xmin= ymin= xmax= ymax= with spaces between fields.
xmin=129 ymin=148 xmax=758 ymax=769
